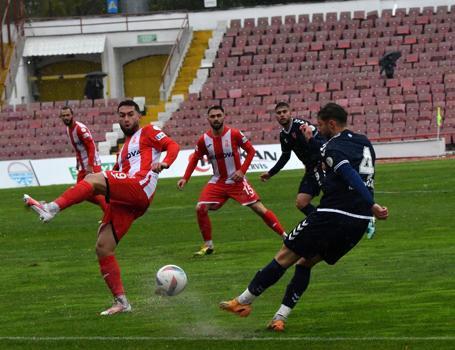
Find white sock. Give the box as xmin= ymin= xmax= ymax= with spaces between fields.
xmin=116 ymin=294 xmax=129 ymax=305
xmin=205 ymin=240 xmax=214 ymax=248
xmin=237 ymin=288 xmax=256 ymax=305
xmin=48 ymin=201 xmax=60 ymax=213
xmin=274 ymin=304 xmax=292 ymax=320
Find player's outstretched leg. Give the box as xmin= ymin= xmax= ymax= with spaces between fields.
xmin=23 ymin=194 xmax=60 ymax=223
xmin=97 ymin=224 xmax=131 ymax=316
xmin=219 ymin=259 xmax=287 ymax=317
xmin=194 ymin=203 xmax=215 ymax=256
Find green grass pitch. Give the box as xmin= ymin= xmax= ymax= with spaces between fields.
xmin=0 ymin=159 xmax=454 ymax=349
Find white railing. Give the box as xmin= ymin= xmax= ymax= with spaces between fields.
xmin=159 ymin=15 xmax=191 ymax=101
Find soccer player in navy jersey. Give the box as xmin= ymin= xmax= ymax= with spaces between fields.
xmin=260 ymin=102 xmax=325 ymax=216
xmin=219 ymin=103 xmax=388 ymax=331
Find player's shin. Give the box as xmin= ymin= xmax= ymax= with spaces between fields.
xmin=275 ymin=265 xmax=311 ymax=320
xmin=99 ymin=255 xmax=125 ymax=297
xmin=54 ymin=180 xmax=95 ymax=210
xmin=196 ymin=204 xmax=213 ymax=245
xmin=238 ymin=259 xmax=287 ymax=304
xmin=262 ymin=210 xmax=286 ymax=236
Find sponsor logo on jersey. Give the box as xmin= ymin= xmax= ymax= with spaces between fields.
xmin=155 ymin=132 xmax=166 ymax=141
xmin=126 ymin=149 xmax=140 ymax=159
xmin=208 ymin=151 xmax=234 ymax=160
xmin=82 ymin=132 xmax=90 ymax=138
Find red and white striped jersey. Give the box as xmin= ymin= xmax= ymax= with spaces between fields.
xmin=193 ymin=126 xmax=251 ymax=184
xmin=67 ymin=121 xmax=101 ymax=171
xmin=116 ymin=125 xmax=177 ymax=180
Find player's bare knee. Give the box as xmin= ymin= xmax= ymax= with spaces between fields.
xmin=95 ymin=241 xmax=109 ymax=257
xmin=84 ymin=173 xmax=106 ymax=193
xmin=296 ymin=198 xmax=309 ymax=210
xmin=196 ymin=203 xmax=208 ymax=214
xmin=274 ymin=245 xmax=300 ymax=268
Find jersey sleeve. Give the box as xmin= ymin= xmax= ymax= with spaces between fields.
xmin=147 ymin=126 xmax=180 ymax=166
xmin=280 ymin=133 xmax=292 ymax=153
xmin=77 ymin=125 xmax=95 ymax=167
xmin=323 ymin=144 xmax=349 ymax=173
xmin=236 ymin=130 xmax=255 ymax=174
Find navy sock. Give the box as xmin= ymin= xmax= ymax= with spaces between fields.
xmin=300 ymin=203 xmax=316 ymax=216
xmin=281 ymin=265 xmax=311 ymax=308
xmin=248 ymin=259 xmax=286 ymax=296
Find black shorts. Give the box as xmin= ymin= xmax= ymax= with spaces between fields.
xmin=298 ymin=171 xmax=321 ymax=197
xmin=284 ymin=211 xmax=369 ymax=265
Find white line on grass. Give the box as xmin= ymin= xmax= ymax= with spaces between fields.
xmin=1 ymin=336 xmax=454 ymax=341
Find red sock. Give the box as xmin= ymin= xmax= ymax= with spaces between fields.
xmin=54 ymin=180 xmax=94 ymax=210
xmin=87 ymin=194 xmax=107 ymax=213
xmin=262 ymin=210 xmax=286 ymax=236
xmin=196 ymin=204 xmax=212 ymax=241
xmin=98 ymin=255 xmax=124 ymax=297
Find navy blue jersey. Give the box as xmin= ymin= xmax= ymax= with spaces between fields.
xmin=268 ymin=119 xmax=325 ymax=177
xmin=319 ymin=129 xmax=375 ymax=217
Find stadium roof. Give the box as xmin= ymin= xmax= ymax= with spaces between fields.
xmin=23 ymin=35 xmax=106 ymax=56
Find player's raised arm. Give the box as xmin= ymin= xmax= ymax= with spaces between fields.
xmin=78 ymin=126 xmax=96 ymax=173
xmin=265 ymin=151 xmax=291 ymax=178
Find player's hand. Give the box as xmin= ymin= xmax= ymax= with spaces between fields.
xmin=300 ymin=124 xmax=313 ymax=141
xmin=372 ymin=204 xmax=388 ymax=220
xmin=86 ymin=165 xmax=94 ymax=174
xmin=151 ymin=162 xmax=169 ymax=173
xmin=232 ymin=170 xmax=245 ymax=182
xmin=260 ymin=172 xmax=271 ymax=182
xmin=177 ymin=179 xmax=187 ymax=190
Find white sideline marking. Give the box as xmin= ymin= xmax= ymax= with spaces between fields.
xmin=1 ymin=336 xmax=454 ymax=341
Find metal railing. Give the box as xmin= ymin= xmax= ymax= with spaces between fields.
xmin=160 ymin=14 xmax=191 ymax=101
xmin=24 ymin=12 xmax=189 ymax=37
xmin=1 ymin=0 xmax=25 ymax=102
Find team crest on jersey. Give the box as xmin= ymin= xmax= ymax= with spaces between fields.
xmin=155 ymin=132 xmax=166 ymax=141
xmin=291 ymin=132 xmax=297 ymax=139
xmin=82 ymin=132 xmax=90 ymax=138
xmin=239 ymin=130 xmax=248 ymax=143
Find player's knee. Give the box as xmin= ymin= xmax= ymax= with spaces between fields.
xmin=84 ymin=173 xmax=105 ymax=192
xmin=296 ymin=197 xmax=310 ymax=210
xmin=196 ymin=203 xmax=208 ymax=214
xmin=95 ymin=240 xmax=111 ymax=257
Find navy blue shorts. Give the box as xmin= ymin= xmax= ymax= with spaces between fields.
xmin=298 ymin=172 xmax=321 ymax=197
xmin=284 ymin=211 xmax=369 ymax=265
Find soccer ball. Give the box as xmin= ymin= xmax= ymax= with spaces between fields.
xmin=155 ymin=265 xmax=187 ymax=296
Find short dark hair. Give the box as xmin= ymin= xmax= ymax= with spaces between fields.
xmin=275 ymin=102 xmax=290 ymax=110
xmin=60 ymin=106 xmax=73 ymax=115
xmin=207 ymin=105 xmax=224 ymax=114
xmin=317 ymin=103 xmax=348 ymax=125
xmin=118 ymin=99 xmax=140 ymax=113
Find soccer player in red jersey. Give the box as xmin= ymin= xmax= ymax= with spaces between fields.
xmin=59 ymin=106 xmax=106 ymax=212
xmin=24 ymin=100 xmax=180 ymax=315
xmin=177 ymin=105 xmax=286 ymax=256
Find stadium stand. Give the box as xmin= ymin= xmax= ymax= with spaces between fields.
xmin=0 ymin=99 xmax=119 ymax=160
xmin=163 ymin=6 xmax=455 ymax=148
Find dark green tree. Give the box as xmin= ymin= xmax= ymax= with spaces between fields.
xmin=25 ymin=0 xmax=106 ymax=18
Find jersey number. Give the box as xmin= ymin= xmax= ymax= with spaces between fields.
xmin=359 ymin=147 xmax=374 ymax=175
